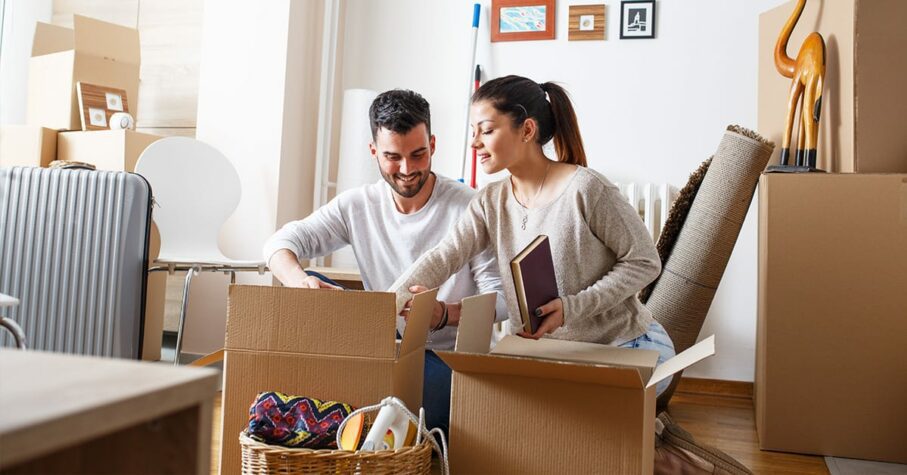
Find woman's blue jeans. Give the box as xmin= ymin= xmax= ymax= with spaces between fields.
xmin=618 ymin=320 xmax=676 ymax=396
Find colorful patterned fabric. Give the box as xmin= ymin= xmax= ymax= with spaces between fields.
xmin=247 ymin=392 xmax=355 ymax=449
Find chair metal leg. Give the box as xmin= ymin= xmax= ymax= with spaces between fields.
xmin=174 ymin=267 xmax=196 ymax=366
xmin=0 ymin=316 xmax=27 ymax=349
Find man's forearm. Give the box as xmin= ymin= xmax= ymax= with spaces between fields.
xmin=269 ymin=249 xmax=308 ymax=287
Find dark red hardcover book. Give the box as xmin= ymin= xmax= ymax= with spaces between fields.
xmin=510 ymin=235 xmax=559 ymax=334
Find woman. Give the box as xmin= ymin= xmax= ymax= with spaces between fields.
xmin=392 ymin=75 xmax=675 ymax=395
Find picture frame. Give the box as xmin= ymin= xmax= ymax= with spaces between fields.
xmin=76 ymin=82 xmax=130 ymax=131
xmin=491 ymin=0 xmax=556 ymax=42
xmin=620 ymin=0 xmax=656 ymax=39
xmin=568 ymin=4 xmax=606 ymax=41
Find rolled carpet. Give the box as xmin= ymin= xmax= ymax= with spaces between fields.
xmin=646 ymin=125 xmax=774 ymax=410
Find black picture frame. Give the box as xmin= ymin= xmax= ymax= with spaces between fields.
xmin=620 ymin=0 xmax=656 ymax=39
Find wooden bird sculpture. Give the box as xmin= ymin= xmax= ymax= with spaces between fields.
xmin=775 ymin=0 xmax=826 ymax=169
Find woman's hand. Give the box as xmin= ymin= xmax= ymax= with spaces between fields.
xmin=517 ymin=297 xmax=564 ymax=340
xmin=400 ymin=285 xmax=445 ymax=328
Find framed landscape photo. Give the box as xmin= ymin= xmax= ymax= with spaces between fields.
xmin=491 ymin=0 xmax=556 ymax=42
xmin=620 ymin=0 xmax=656 ymax=39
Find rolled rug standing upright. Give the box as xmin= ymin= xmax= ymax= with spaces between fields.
xmin=646 ymin=125 xmax=774 ymax=410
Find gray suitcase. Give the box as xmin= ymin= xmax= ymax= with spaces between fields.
xmin=0 ymin=166 xmax=152 ymax=358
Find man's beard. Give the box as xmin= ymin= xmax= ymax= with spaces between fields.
xmin=382 ymin=170 xmax=430 ymax=198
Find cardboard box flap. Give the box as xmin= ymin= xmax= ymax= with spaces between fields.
xmin=32 ymin=22 xmax=73 ymax=57
xmin=492 ymin=335 xmax=659 ymax=381
xmin=72 ymin=15 xmax=140 ymax=65
xmin=647 ymin=335 xmax=715 ymax=388
xmin=439 ymin=351 xmax=646 ymax=389
xmin=398 ymin=288 xmax=438 ymax=357
xmin=226 ymin=285 xmax=397 ymax=359
xmin=453 ymin=293 xmax=497 ymax=354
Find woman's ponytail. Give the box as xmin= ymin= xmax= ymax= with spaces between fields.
xmin=540 ymin=82 xmax=587 ymax=167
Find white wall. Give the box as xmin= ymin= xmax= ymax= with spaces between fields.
xmin=341 ymin=0 xmax=789 ymax=381
xmin=184 ymin=0 xmax=321 ymax=353
xmin=0 ymin=0 xmax=52 ymax=124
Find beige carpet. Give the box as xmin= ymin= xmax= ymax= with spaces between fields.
xmin=826 ymin=457 xmax=907 ymax=475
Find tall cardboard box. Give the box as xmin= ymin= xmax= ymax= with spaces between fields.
xmin=758 ymin=0 xmax=907 ymax=173
xmin=56 ymin=128 xmax=164 ymax=361
xmin=27 ymin=15 xmax=140 ymax=131
xmin=0 ymin=126 xmax=57 ymax=168
xmin=440 ymin=309 xmax=715 ymax=475
xmin=756 ymin=173 xmax=907 ymax=463
xmin=219 ymin=285 xmax=437 ymax=474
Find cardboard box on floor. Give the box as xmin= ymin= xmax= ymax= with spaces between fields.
xmin=219 ymin=285 xmax=437 ymax=475
xmin=756 ymin=173 xmax=907 ymax=464
xmin=441 ymin=293 xmax=716 ymax=475
xmin=27 ymin=15 xmax=140 ymax=131
xmin=0 ymin=126 xmax=57 ymax=168
xmin=758 ymin=0 xmax=907 ymax=173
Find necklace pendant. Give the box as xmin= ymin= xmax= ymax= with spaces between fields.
xmin=521 ymin=214 xmax=528 ymax=230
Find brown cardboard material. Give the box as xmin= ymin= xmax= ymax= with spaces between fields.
xmin=441 ymin=293 xmax=715 ymax=474
xmin=27 ymin=15 xmax=140 ymax=131
xmin=0 ymin=126 xmax=58 ymax=168
xmin=219 ymin=284 xmax=437 ymax=475
xmin=758 ymin=0 xmax=907 ymax=173
xmin=57 ymin=130 xmax=160 ymax=172
xmin=756 ymin=173 xmax=907 ymax=463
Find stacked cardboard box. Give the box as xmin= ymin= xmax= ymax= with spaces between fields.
xmin=758 ymin=0 xmax=907 ymax=173
xmin=0 ymin=15 xmax=164 ymax=360
xmin=757 ymin=0 xmax=907 ymax=463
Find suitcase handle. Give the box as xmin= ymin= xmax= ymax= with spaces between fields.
xmin=0 ymin=317 xmax=27 ymax=350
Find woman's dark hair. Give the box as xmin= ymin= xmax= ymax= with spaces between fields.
xmin=369 ymin=89 xmax=431 ymax=140
xmin=472 ymin=75 xmax=587 ymax=167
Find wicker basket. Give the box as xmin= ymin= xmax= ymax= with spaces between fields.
xmin=239 ymin=432 xmax=433 ymax=474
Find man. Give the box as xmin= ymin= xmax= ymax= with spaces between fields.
xmin=263 ymin=89 xmax=507 ymax=435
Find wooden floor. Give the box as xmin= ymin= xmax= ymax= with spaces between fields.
xmin=208 ymin=379 xmax=829 ymax=474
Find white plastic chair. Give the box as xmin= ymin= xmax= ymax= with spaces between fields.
xmin=135 ymin=137 xmax=265 ymax=365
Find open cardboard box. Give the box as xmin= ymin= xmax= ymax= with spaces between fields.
xmin=27 ymin=15 xmax=140 ymax=131
xmin=218 ymin=284 xmax=437 ymax=475
xmin=440 ymin=293 xmax=715 ymax=474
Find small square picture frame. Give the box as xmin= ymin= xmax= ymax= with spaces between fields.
xmin=568 ymin=4 xmax=606 ymax=41
xmin=620 ymin=0 xmax=656 ymax=39
xmin=76 ymin=82 xmax=130 ymax=131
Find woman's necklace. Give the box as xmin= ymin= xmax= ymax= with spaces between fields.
xmin=513 ymin=161 xmax=552 ymax=231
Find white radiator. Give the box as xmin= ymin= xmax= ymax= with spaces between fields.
xmin=615 ymin=182 xmax=677 ymax=242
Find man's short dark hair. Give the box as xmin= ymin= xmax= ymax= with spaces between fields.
xmin=368 ymin=89 xmax=431 ymax=140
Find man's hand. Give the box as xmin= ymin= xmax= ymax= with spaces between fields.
xmin=517 ymin=297 xmax=564 ymax=340
xmin=269 ymin=249 xmax=340 ymax=290
xmin=293 ymin=275 xmax=342 ymax=290
xmin=400 ymin=285 xmax=444 ymax=327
